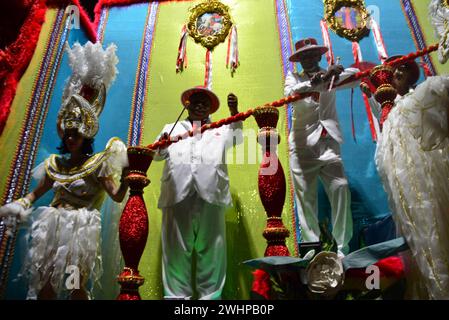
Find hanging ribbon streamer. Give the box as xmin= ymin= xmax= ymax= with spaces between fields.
xmin=348 ymin=66 xmax=357 ymax=142
xmin=176 ymin=24 xmax=188 ymax=73
xmin=350 ymin=88 xmax=356 ymax=142
xmin=320 ymin=19 xmax=335 ymax=65
xmin=370 ymin=18 xmax=388 ymax=63
xmin=363 ymin=93 xmax=379 ymax=141
xmin=340 ymin=7 xmax=378 ymax=142
xmin=368 ymin=17 xmax=389 ymax=141
xmin=353 ymin=42 xmax=378 ymax=142
xmin=343 ymin=7 xmax=360 ymax=141
xmin=350 ymin=42 xmax=382 ymax=142
xmin=204 ymin=49 xmax=213 ymax=90
xmin=226 ymin=25 xmax=239 ymax=76
xmin=352 ymin=42 xmax=363 ymax=65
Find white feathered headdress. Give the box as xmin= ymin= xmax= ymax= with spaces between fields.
xmin=57 ymin=41 xmax=119 ymax=139
xmin=429 ymin=0 xmax=449 ymax=64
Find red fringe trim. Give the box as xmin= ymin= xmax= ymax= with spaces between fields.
xmin=0 ymin=0 xmax=47 ymax=135
xmin=77 ymin=0 xmax=194 ymax=43
xmin=71 ymin=0 xmax=98 ymax=42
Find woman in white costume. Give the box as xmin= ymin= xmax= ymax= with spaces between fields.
xmin=0 ymin=42 xmax=128 ymax=299
xmin=362 ymin=56 xmax=449 ymax=299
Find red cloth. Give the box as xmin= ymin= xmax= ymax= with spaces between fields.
xmin=321 ymin=127 xmax=328 ymax=137
xmin=252 ymin=269 xmax=271 ymax=300
xmin=345 ymin=256 xmax=405 ymax=279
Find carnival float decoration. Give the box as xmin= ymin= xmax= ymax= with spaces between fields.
xmin=253 ymin=106 xmax=290 ymax=258
xmin=2 ymin=0 xmax=449 ymax=301
xmin=176 ymin=0 xmax=239 ymax=87
xmin=324 ymin=0 xmax=370 ymax=42
xmin=45 ymin=0 xmax=449 ymax=300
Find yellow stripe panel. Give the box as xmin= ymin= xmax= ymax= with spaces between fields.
xmin=139 ymin=0 xmax=293 ymax=299
xmin=0 ymin=9 xmax=58 ymax=201
xmin=411 ymin=0 xmax=449 ymax=74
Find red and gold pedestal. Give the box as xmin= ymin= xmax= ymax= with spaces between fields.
xmin=117 ymin=147 xmax=153 ymax=300
xmin=253 ymin=105 xmax=290 ymax=257
xmin=369 ymin=65 xmax=397 ymax=127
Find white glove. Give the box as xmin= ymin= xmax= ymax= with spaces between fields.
xmin=0 ymin=198 xmax=32 ymax=226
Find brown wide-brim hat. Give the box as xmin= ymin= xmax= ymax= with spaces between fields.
xmin=289 ymin=38 xmax=329 ymax=62
xmin=385 ymin=55 xmax=420 ymax=85
xmin=181 ymin=86 xmax=220 ymax=114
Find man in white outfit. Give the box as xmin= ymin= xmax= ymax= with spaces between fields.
xmin=154 ymin=86 xmax=242 ymax=300
xmin=285 ymin=38 xmax=360 ymax=256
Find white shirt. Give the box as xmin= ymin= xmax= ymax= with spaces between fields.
xmin=154 ymin=118 xmax=243 ymax=208
xmin=284 ymin=68 xmax=360 ymax=147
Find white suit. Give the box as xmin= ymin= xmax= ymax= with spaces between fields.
xmin=285 ymin=68 xmax=359 ymax=255
xmin=154 ymin=118 xmax=243 ymax=300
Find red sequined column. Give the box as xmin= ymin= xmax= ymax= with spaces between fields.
xmin=369 ymin=65 xmax=397 ymax=127
xmin=253 ymin=106 xmax=290 ymax=257
xmin=117 ymin=147 xmax=153 ymax=300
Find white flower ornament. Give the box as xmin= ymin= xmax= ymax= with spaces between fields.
xmin=306 ymin=251 xmax=344 ymax=297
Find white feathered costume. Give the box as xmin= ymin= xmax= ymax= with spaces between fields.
xmin=0 ymin=42 xmax=127 ymax=299
xmin=375 ymin=76 xmax=449 ymax=299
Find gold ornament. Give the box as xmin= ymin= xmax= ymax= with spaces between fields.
xmin=324 ymin=0 xmax=370 ymax=42
xmin=57 ymin=83 xmax=107 ymax=139
xmin=187 ymin=0 xmax=233 ymax=50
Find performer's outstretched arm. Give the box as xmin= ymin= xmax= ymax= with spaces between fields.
xmin=152 ymin=125 xmax=170 ymax=161
xmin=360 ymin=82 xmax=382 ymax=120
xmin=99 ymin=168 xmax=129 ymax=203
xmin=284 ymin=71 xmax=317 ymax=96
xmin=330 ymin=67 xmax=361 ymax=90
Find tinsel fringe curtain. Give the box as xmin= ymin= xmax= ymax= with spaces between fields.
xmin=0 ymin=0 xmax=47 ymax=135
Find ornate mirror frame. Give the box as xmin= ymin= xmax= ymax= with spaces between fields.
xmin=324 ymin=0 xmax=370 ymax=42
xmin=187 ymin=0 xmax=233 ymax=50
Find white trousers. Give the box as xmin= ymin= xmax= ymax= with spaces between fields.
xmin=289 ymin=137 xmax=353 ymax=255
xmin=161 ymin=192 xmax=226 ymax=300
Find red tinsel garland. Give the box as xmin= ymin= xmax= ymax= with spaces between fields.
xmin=0 ymin=0 xmax=47 ymax=135
xmin=145 ymin=45 xmax=440 ymax=151
xmin=340 ymin=43 xmax=439 ymax=86
xmin=147 ymin=93 xmax=309 ymax=150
